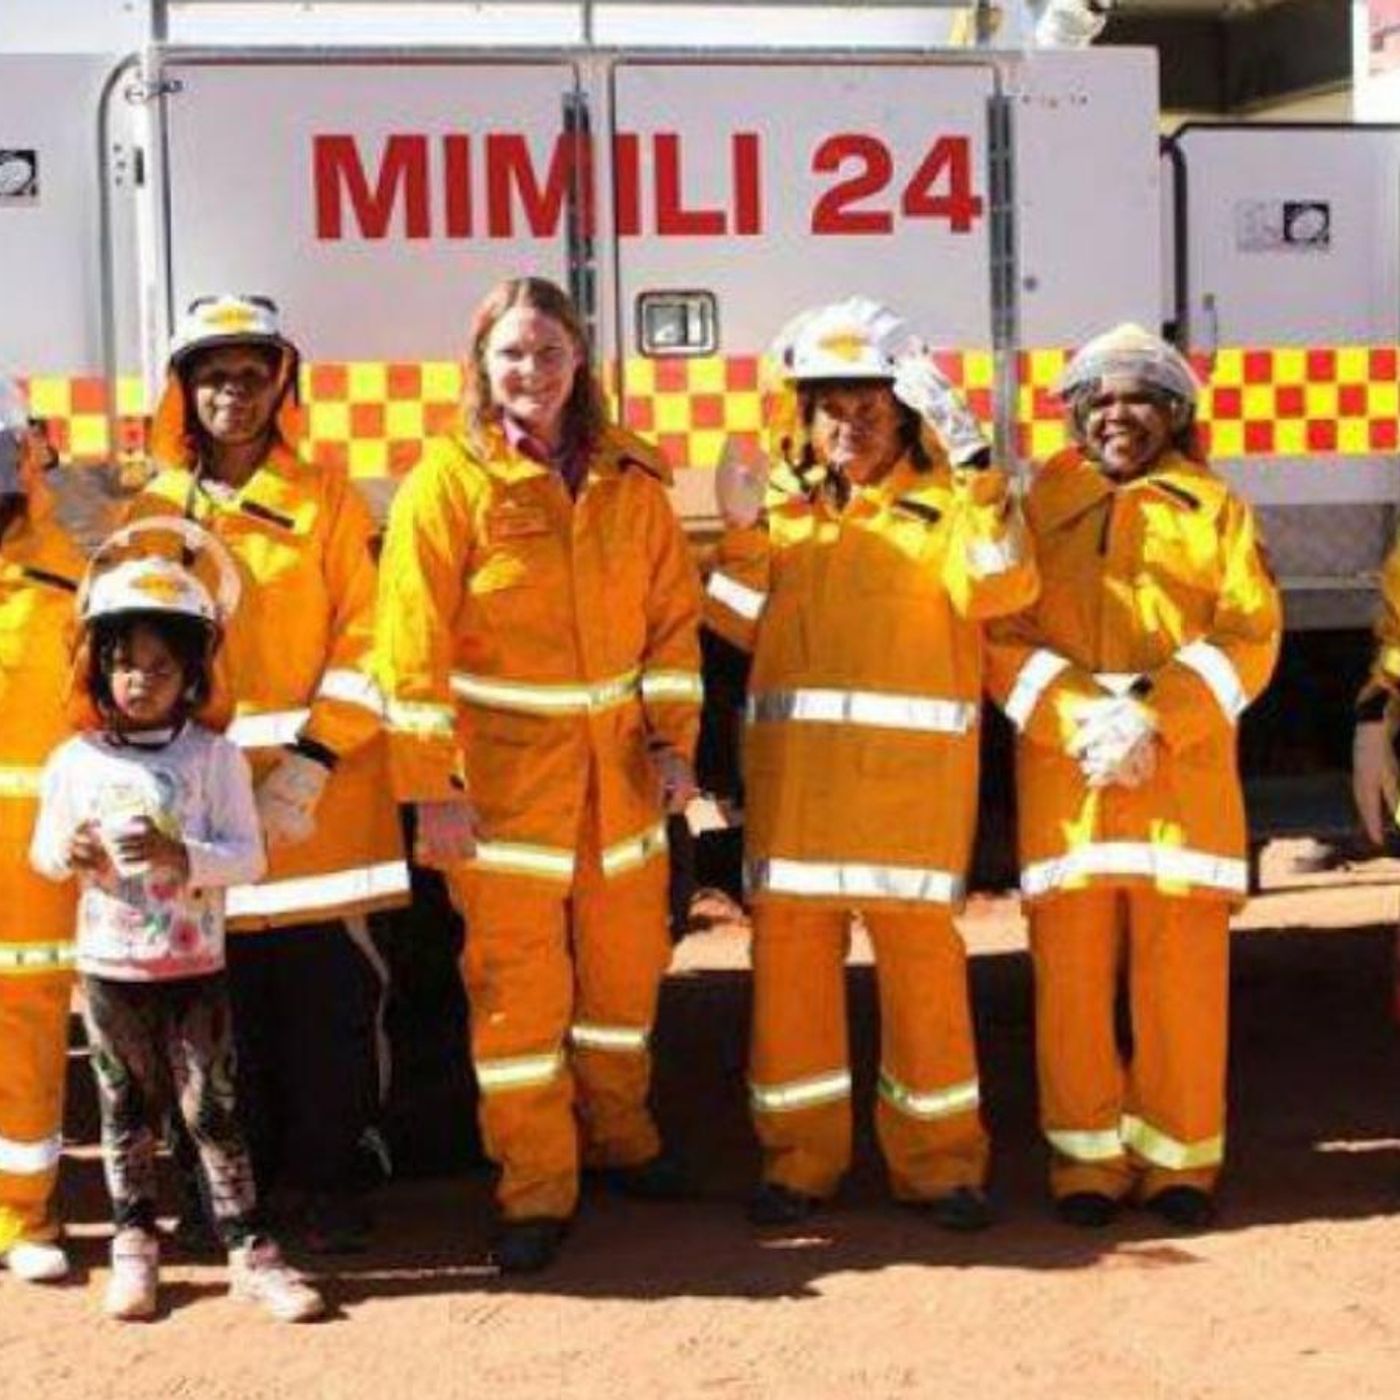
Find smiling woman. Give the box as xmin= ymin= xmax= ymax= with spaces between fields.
xmin=376 ymin=275 xmax=704 ymax=1275
xmin=986 ymin=322 xmax=1282 ymax=1232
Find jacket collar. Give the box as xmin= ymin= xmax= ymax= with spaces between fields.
xmin=1030 ymin=447 xmax=1225 ymax=532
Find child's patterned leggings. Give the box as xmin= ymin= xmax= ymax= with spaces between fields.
xmin=81 ymin=973 xmax=258 ymax=1244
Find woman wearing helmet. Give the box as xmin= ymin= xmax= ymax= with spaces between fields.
xmin=0 ymin=378 xmax=85 ymax=1284
xmin=30 ymin=533 xmax=323 ymax=1323
xmin=376 ymin=276 xmax=703 ymax=1273
xmin=124 ymin=296 xmax=408 ymax=1251
xmin=707 ymin=297 xmax=1037 ymax=1229
xmin=986 ymin=323 xmax=1280 ymax=1230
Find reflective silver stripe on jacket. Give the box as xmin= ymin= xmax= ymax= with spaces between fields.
xmin=0 ymin=943 xmax=75 ymax=975
xmin=706 ymin=571 xmax=767 ymax=621
xmin=1046 ymin=1127 xmax=1125 ymax=1163
xmin=878 ymin=1071 xmax=980 ymax=1120
xmin=747 ymin=688 xmax=978 ymax=735
xmin=1175 ymin=640 xmax=1248 ymax=722
xmin=450 ymin=668 xmax=639 ymax=715
xmin=1002 ymin=649 xmax=1070 ymax=731
xmin=0 ymin=766 xmax=42 ymax=798
xmin=228 ymin=859 xmax=411 ymax=920
xmin=475 ymin=1050 xmax=565 ymax=1094
xmin=639 ymin=670 xmax=704 ymax=704
xmin=1020 ymin=844 xmax=1248 ymax=899
xmin=570 ymin=1022 xmax=650 ymax=1052
xmin=748 ymin=858 xmax=964 ymax=905
xmin=227 ymin=709 xmax=310 ymax=749
xmin=749 ymin=1069 xmax=852 ymax=1114
xmin=0 ymin=1131 xmax=62 ymax=1175
xmin=1121 ymin=1114 xmax=1224 ymax=1171
xmin=384 ymin=699 xmax=457 ymax=738
xmin=317 ymin=667 xmax=386 ymax=716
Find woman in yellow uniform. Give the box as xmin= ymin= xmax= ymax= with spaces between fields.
xmin=706 ymin=297 xmax=1037 ymax=1229
xmin=987 ymin=323 xmax=1280 ymax=1230
xmin=126 ymin=296 xmax=409 ymax=1249
xmin=0 ymin=377 xmax=84 ymax=1281
xmin=376 ymin=276 xmax=703 ymax=1273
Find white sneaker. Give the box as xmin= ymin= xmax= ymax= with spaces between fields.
xmin=104 ymin=1227 xmax=159 ymax=1320
xmin=4 ymin=1239 xmax=70 ymax=1283
xmin=228 ymin=1238 xmax=325 ymax=1323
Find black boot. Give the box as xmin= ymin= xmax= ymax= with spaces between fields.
xmin=1055 ymin=1191 xmax=1121 ymax=1229
xmin=747 ymin=1182 xmax=819 ymax=1227
xmin=598 ymin=1152 xmax=693 ymax=1201
xmin=923 ymin=1186 xmax=994 ymax=1233
xmin=1145 ymin=1186 xmax=1217 ymax=1231
xmin=491 ymin=1218 xmax=570 ymax=1274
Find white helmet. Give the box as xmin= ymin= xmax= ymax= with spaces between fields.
xmin=79 ymin=520 xmax=242 ymax=629
xmin=168 ymin=294 xmax=293 ymax=369
xmin=82 ymin=557 xmax=219 ymax=627
xmin=1056 ymin=322 xmax=1202 ymax=406
xmin=777 ymin=297 xmax=912 ymax=384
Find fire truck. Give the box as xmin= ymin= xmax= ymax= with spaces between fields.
xmin=2 ymin=0 xmax=1397 ymax=853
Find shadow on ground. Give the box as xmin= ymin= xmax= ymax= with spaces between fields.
xmin=56 ymin=920 xmax=1400 ymax=1304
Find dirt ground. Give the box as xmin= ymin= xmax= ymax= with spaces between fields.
xmin=7 ymin=872 xmax=1400 ymax=1400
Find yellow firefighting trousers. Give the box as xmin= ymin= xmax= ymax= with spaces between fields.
xmin=0 ymin=972 xmax=71 ymax=1250
xmin=749 ymin=901 xmax=988 ymax=1201
xmin=448 ymin=804 xmax=672 ymax=1221
xmin=1030 ymin=887 xmax=1231 ymax=1201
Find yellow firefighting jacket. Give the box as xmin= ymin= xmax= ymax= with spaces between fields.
xmin=1360 ymin=536 xmax=1400 ymax=705
xmin=125 ymin=442 xmax=408 ymax=928
xmin=705 ymin=454 xmax=1037 ymax=905
xmin=376 ymin=423 xmax=703 ymax=883
xmin=1 ymin=506 xmax=82 ymax=959
xmin=986 ymin=448 xmax=1281 ymax=904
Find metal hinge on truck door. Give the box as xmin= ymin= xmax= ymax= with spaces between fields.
xmin=563 ymin=88 xmax=597 ymax=347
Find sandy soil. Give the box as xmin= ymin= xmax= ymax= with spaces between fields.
xmin=6 ymin=877 xmax=1400 ymax=1400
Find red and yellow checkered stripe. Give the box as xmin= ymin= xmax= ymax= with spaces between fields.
xmin=19 ymin=345 xmax=1400 ymax=475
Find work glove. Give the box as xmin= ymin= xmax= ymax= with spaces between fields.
xmin=1353 ymin=706 xmax=1400 ymax=846
xmin=1069 ymin=695 xmax=1158 ymax=790
xmin=715 ymin=440 xmax=769 ymax=528
xmin=414 ymin=797 xmax=483 ymax=867
xmin=256 ymin=750 xmax=331 ymax=848
xmin=648 ymin=742 xmax=699 ymax=816
xmin=892 ymin=351 xmax=990 ymax=467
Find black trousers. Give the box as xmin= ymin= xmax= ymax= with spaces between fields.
xmin=229 ymin=918 xmax=384 ymax=1196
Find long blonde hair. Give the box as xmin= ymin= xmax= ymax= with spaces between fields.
xmin=461 ymin=277 xmax=608 ymax=457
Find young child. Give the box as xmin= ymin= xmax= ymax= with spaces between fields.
xmin=30 ymin=546 xmax=324 ymax=1322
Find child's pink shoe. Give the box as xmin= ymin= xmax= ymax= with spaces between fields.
xmin=228 ymin=1237 xmax=324 ymax=1322
xmin=105 ymin=1227 xmax=158 ymax=1320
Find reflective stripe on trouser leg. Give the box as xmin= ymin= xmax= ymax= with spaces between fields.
xmin=570 ymin=801 xmax=671 ymax=1171
xmin=866 ymin=906 xmax=989 ymax=1200
xmin=1124 ymin=889 xmax=1231 ymax=1197
xmin=749 ymin=901 xmax=854 ymax=1198
xmin=451 ymin=867 xmax=580 ymax=1221
xmin=0 ymin=974 xmax=72 ymax=1249
xmin=1029 ymin=890 xmax=1134 ymax=1200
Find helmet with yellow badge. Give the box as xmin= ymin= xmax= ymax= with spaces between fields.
xmin=71 ymin=520 xmax=242 ymax=730
xmin=149 ymin=295 xmax=302 ymax=470
xmin=169 ymin=294 xmax=296 ymax=373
